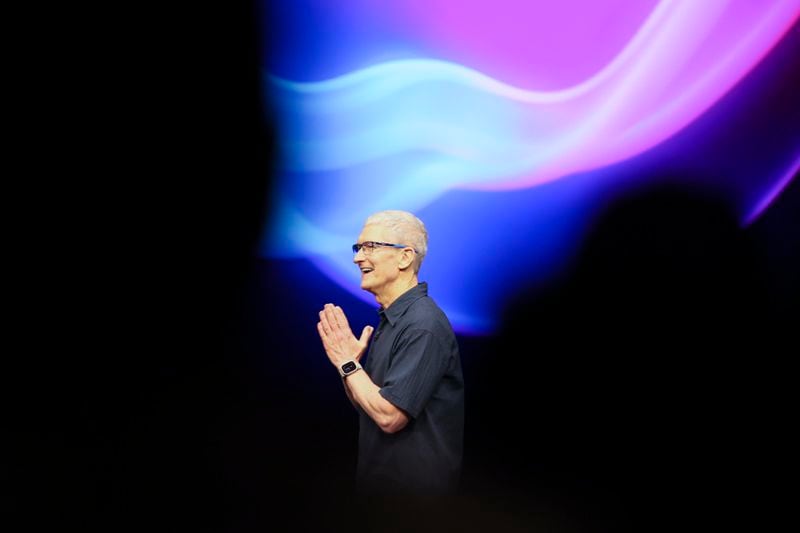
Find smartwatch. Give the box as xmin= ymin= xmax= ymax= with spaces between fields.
xmin=338 ymin=359 xmax=362 ymax=378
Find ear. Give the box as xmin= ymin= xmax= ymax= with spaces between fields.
xmin=398 ymin=248 xmax=415 ymax=271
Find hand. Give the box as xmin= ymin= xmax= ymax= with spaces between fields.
xmin=317 ymin=303 xmax=374 ymax=367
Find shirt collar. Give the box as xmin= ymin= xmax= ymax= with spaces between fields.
xmin=378 ymin=282 xmax=428 ymax=326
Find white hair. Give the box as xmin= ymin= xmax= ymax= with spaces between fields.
xmin=365 ymin=210 xmax=428 ymax=273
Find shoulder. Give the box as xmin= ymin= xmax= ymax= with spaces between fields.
xmin=402 ymin=296 xmax=455 ymax=339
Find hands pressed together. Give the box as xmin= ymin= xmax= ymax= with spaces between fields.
xmin=317 ymin=303 xmax=374 ymax=369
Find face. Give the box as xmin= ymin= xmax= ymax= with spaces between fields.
xmin=353 ymin=224 xmax=405 ymax=296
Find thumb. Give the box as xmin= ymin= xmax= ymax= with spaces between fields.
xmin=359 ymin=325 xmax=374 ymax=344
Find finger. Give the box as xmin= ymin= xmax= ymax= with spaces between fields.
xmin=319 ymin=310 xmax=333 ymax=336
xmin=327 ymin=308 xmax=349 ymax=342
xmin=317 ymin=322 xmax=332 ymax=349
xmin=334 ymin=306 xmax=351 ymax=330
xmin=359 ymin=325 xmax=374 ymax=345
xmin=323 ymin=304 xmax=339 ymax=330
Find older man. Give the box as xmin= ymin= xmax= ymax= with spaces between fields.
xmin=317 ymin=210 xmax=464 ymax=497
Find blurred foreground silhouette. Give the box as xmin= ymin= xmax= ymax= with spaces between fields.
xmin=464 ymin=182 xmax=795 ymax=532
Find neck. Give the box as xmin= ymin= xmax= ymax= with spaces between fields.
xmin=376 ymin=276 xmax=418 ymax=309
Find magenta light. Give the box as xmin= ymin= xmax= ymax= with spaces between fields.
xmin=744 ymin=153 xmax=800 ymax=226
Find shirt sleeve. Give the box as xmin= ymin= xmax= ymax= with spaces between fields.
xmin=378 ymin=328 xmax=448 ymax=419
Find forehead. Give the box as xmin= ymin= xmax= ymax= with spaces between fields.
xmin=357 ymin=223 xmax=395 ymax=242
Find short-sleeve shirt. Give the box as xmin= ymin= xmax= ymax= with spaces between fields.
xmin=356 ymin=282 xmax=464 ymax=496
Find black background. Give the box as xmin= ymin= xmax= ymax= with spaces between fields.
xmin=10 ymin=3 xmax=798 ymax=532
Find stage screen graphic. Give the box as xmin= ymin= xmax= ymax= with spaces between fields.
xmin=259 ymin=0 xmax=800 ymax=334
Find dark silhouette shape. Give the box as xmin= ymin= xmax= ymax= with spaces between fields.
xmin=467 ymin=182 xmax=789 ymax=532
xmin=12 ymin=3 xmax=280 ymax=532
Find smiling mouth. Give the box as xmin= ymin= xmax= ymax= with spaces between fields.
xmin=360 ymin=268 xmax=374 ymax=275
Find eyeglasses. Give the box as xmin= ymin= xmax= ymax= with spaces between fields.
xmin=352 ymin=241 xmax=416 ymax=254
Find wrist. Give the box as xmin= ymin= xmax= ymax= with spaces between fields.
xmin=337 ymin=359 xmax=362 ymax=379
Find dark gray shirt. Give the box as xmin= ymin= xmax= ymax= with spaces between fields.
xmin=356 ymin=282 xmax=464 ymax=496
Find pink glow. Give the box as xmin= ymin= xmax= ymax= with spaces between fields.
xmin=402 ymin=0 xmax=659 ymax=90
xmin=459 ymin=1 xmax=800 ymax=191
xmin=744 ymin=154 xmax=800 ymax=226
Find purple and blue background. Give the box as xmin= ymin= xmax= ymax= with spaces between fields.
xmin=253 ymin=0 xmax=800 ymax=493
xmin=260 ymin=0 xmax=800 ymax=334
xmin=241 ymin=5 xmax=800 ymax=525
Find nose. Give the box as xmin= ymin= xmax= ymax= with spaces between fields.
xmin=353 ymin=247 xmax=366 ymax=263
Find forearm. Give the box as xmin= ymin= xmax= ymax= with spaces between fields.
xmin=344 ymin=369 xmax=408 ymax=433
xmin=343 ymin=377 xmax=359 ymax=409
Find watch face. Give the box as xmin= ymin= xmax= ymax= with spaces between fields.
xmin=342 ymin=361 xmax=357 ymax=374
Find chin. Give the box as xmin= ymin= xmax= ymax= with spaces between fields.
xmin=360 ymin=280 xmax=377 ymax=294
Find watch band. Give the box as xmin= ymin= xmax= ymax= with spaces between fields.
xmin=338 ymin=359 xmax=362 ymax=378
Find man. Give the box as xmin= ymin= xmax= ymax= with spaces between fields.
xmin=316 ymin=210 xmax=464 ymax=498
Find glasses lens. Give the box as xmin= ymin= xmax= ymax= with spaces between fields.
xmin=353 ymin=241 xmax=378 ymax=254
